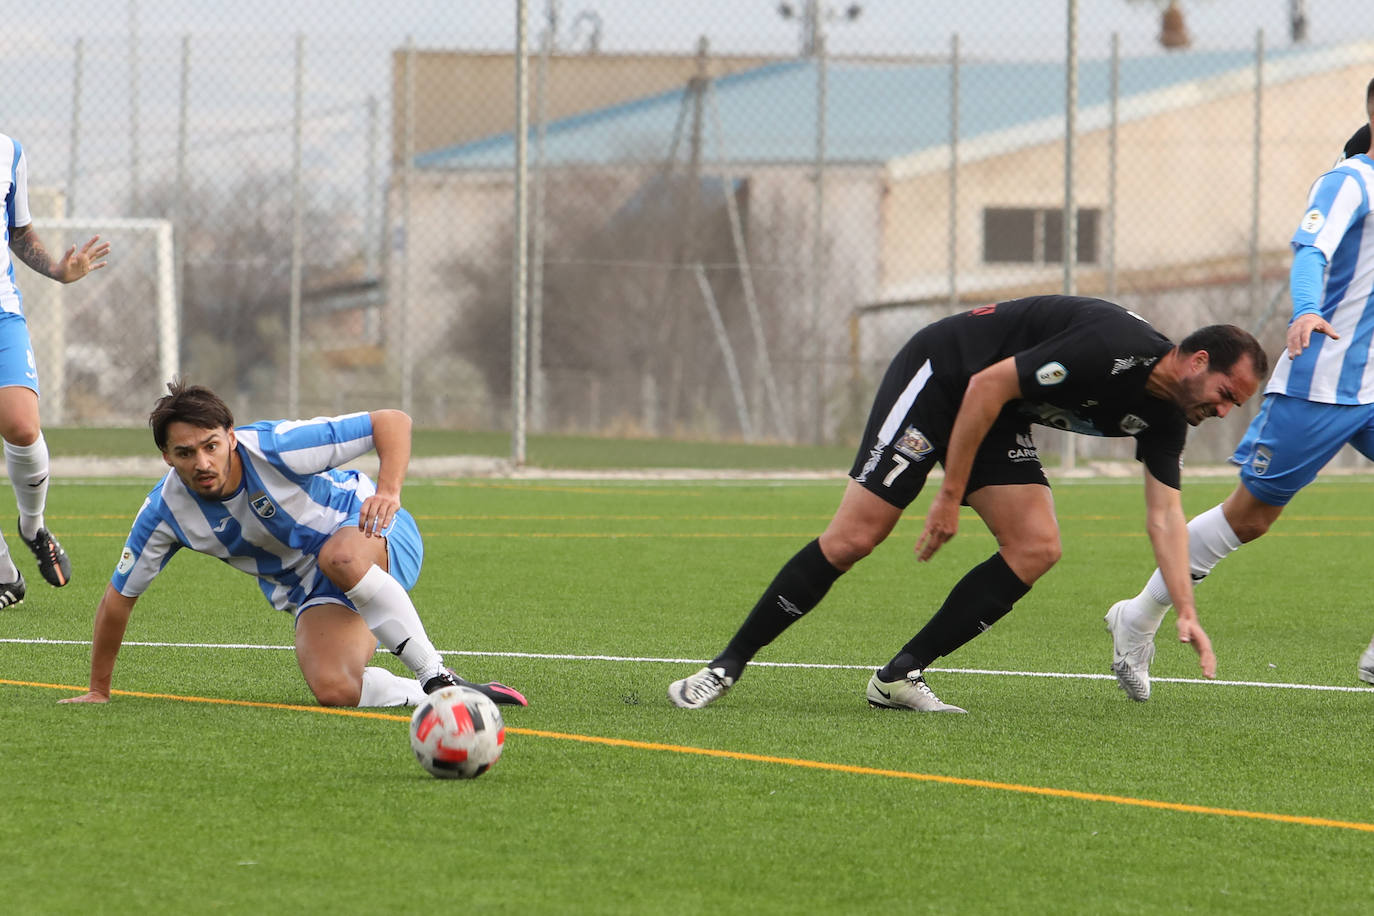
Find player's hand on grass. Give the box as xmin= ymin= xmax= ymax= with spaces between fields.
xmin=916 ymin=491 xmax=960 ymax=562
xmin=1175 ymin=612 xmax=1216 ymax=679
xmin=1286 ymin=313 xmax=1338 ymax=360
xmin=58 ymin=691 xmax=110 ymax=704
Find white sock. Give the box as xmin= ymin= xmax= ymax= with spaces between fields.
xmin=1128 ymin=503 xmax=1242 ymax=638
xmin=345 ymin=564 xmax=444 ymax=681
xmin=0 ymin=536 xmax=17 ymax=583
xmin=359 ymin=666 xmax=427 ymax=707
xmin=5 ymin=435 xmax=49 ymax=539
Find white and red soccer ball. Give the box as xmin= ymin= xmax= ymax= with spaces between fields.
xmin=409 ymin=686 xmax=506 ymax=779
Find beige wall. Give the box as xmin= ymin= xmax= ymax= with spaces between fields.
xmin=879 ymin=62 xmax=1373 ymax=306
xmin=391 ymin=49 xmax=784 ymax=166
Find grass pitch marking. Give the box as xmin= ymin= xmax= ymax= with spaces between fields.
xmin=7 ymin=676 xmax=1374 ymax=835
xmin=6 ymin=636 xmax=1372 ymax=695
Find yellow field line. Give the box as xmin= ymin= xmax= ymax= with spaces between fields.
xmin=9 ymin=678 xmax=1372 ymax=834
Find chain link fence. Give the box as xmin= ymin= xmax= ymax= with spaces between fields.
xmin=6 ymin=2 xmax=1372 ymax=465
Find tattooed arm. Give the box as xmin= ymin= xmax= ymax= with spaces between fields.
xmin=8 ymin=225 xmax=110 ymax=284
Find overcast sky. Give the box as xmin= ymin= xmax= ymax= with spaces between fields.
xmin=5 ymin=1 xmax=1370 ymax=213
xmin=7 ymin=1 xmax=1368 ymax=58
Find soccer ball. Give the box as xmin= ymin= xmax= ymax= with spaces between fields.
xmin=409 ymin=685 xmax=506 ymax=779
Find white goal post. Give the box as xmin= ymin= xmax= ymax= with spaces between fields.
xmin=26 ymin=217 xmax=177 ymax=425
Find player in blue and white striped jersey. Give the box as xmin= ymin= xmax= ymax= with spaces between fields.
xmin=59 ymin=380 xmax=527 ymax=710
xmin=1 ymin=132 xmax=109 ymax=606
xmin=1105 ymin=78 xmax=1374 ymax=698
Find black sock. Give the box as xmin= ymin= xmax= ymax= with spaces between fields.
xmin=878 ymin=552 xmax=1030 ymax=679
xmin=712 ymin=539 xmax=843 ymax=679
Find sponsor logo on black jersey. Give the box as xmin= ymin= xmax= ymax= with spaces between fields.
xmin=1118 ymin=414 xmax=1149 ymax=435
xmin=971 ymin=304 xmax=997 ymax=316
xmin=1007 ymin=432 xmax=1038 ymax=462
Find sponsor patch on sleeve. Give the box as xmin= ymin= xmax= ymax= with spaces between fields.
xmin=116 ymin=546 xmax=137 ymax=575
xmin=1035 ymin=361 xmax=1068 ymax=386
xmin=1300 ymin=208 xmax=1325 ymax=234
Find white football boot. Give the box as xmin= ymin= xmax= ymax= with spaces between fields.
xmin=1105 ymin=599 xmax=1156 ymax=702
xmin=1358 ymin=635 xmax=1374 ymax=686
xmin=669 ymin=666 xmax=734 ymax=709
xmin=866 ymin=668 xmax=966 ymax=713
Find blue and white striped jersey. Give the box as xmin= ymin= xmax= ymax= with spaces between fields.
xmin=1270 ymin=155 xmax=1374 ymax=404
xmin=1 ymin=134 xmax=32 ymax=316
xmin=112 ymin=412 xmax=379 ymax=612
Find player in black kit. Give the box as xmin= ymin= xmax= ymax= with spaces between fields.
xmin=669 ymin=295 xmax=1268 ymax=712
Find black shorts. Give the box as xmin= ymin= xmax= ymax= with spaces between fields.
xmin=848 ymin=336 xmax=1050 ymax=509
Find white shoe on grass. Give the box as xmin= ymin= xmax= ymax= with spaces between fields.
xmin=866 ymin=668 xmax=966 ymax=713
xmin=1105 ymin=599 xmax=1155 ymax=702
xmin=669 ymin=666 xmax=733 ymax=709
xmin=1358 ymin=636 xmax=1374 ymax=686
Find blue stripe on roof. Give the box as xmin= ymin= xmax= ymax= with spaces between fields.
xmin=418 ymin=44 xmax=1332 ymax=170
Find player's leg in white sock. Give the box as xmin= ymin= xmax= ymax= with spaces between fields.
xmin=1123 ymin=503 xmax=1243 ymax=637
xmin=294 ymin=603 xmax=381 ymax=707
xmin=345 ymin=564 xmax=445 ymax=683
xmin=359 ymin=666 xmax=427 ymax=706
xmin=5 ymin=433 xmax=49 ymax=539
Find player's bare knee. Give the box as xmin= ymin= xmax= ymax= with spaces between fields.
xmin=316 ymin=537 xmax=368 ymax=583
xmin=1007 ymin=536 xmax=1060 ymax=580
xmin=1230 ymin=516 xmax=1272 ymax=543
xmin=819 ymin=530 xmax=877 ymax=569
xmin=310 ymin=675 xmax=362 ymax=708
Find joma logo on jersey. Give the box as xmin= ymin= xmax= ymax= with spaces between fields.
xmin=250 ymin=492 xmax=277 ymax=518
xmin=894 ymin=426 xmax=933 ymax=461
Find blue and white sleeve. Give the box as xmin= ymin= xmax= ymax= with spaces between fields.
xmin=1291 ymin=170 xmax=1367 ymax=262
xmin=111 ymin=495 xmax=182 ymax=597
xmin=259 ymin=412 xmax=376 ymax=475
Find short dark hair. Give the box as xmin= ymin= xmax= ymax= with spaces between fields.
xmin=1343 ymin=123 xmax=1370 ymax=159
xmin=149 ymin=379 xmax=235 ymax=451
xmin=1177 ymin=324 xmax=1268 ymax=380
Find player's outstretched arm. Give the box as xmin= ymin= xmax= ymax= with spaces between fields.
xmin=9 ymin=226 xmax=110 ymax=284
xmin=1142 ymin=470 xmax=1216 ymax=678
xmin=359 ymin=409 xmax=413 ymax=537
xmin=59 ymin=585 xmax=138 ymax=704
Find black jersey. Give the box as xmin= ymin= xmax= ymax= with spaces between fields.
xmin=922 ymin=295 xmax=1186 ymax=488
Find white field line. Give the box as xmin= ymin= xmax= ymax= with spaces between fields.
xmin=4 ymin=636 xmax=1370 ymax=694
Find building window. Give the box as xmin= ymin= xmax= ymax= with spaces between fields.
xmin=984 ymin=207 xmax=1099 ymax=265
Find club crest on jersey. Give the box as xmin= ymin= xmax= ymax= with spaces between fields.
xmin=250 ymin=492 xmax=277 ymax=518
xmin=894 ymin=426 xmax=934 ymax=461
xmin=1301 ymin=208 xmax=1325 ymax=234
xmin=116 ymin=546 xmax=137 ymax=575
xmin=1035 ymin=361 xmax=1068 ymax=386
xmin=1252 ymin=446 xmax=1272 ymax=476
xmin=1119 ymin=414 xmax=1149 ymax=435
